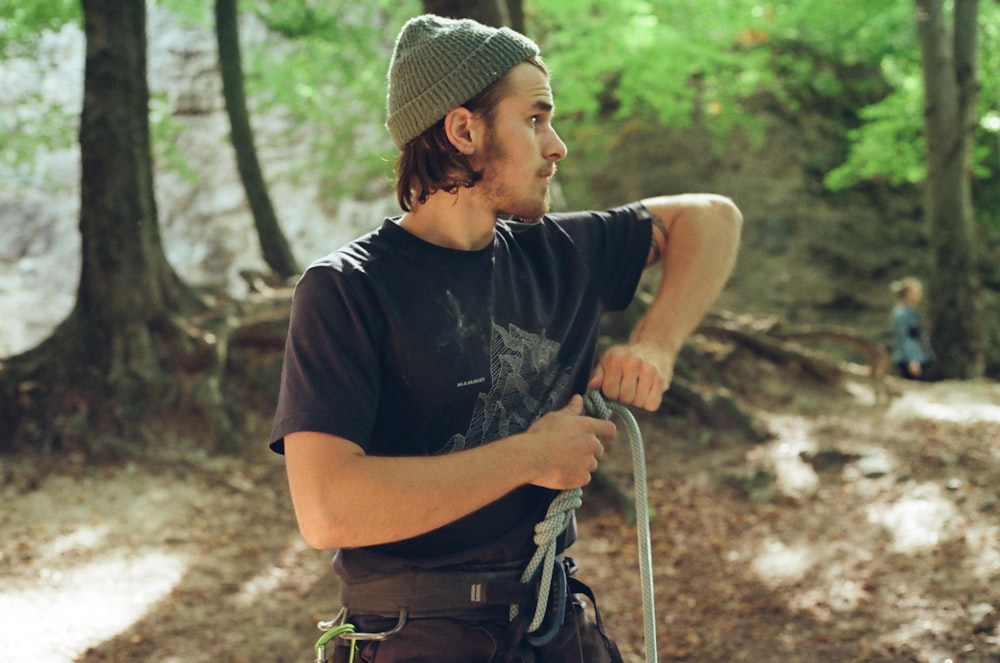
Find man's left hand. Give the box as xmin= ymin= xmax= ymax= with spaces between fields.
xmin=588 ymin=342 xmax=675 ymax=411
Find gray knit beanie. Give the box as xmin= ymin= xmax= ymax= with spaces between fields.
xmin=386 ymin=14 xmax=540 ymax=149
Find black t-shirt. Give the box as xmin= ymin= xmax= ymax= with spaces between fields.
xmin=270 ymin=205 xmax=651 ymax=578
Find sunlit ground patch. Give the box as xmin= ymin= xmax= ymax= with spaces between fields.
xmin=886 ymin=381 xmax=1000 ymax=424
xmin=748 ymin=414 xmax=820 ymax=499
xmin=866 ymin=482 xmax=959 ymax=553
xmin=233 ymin=536 xmax=315 ymax=607
xmin=751 ymin=539 xmax=814 ymax=587
xmin=0 ymin=466 xmax=204 ymax=662
xmin=0 ymin=550 xmax=187 ymax=662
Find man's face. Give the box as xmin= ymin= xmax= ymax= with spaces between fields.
xmin=474 ymin=63 xmax=568 ymax=221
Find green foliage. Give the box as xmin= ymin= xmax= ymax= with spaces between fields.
xmin=531 ymin=0 xmax=781 ymax=148
xmin=2 ymin=0 xmax=997 ymax=208
xmin=761 ymin=0 xmax=916 ymax=63
xmin=159 ymin=0 xmax=211 ymax=25
xmin=1 ymin=16 xmax=79 ymax=190
xmin=0 ymin=0 xmax=79 ymax=54
xmin=824 ymin=64 xmax=927 ymax=191
xmin=0 ymin=93 xmax=74 ymax=177
xmin=822 ymin=1 xmax=1000 ymax=192
xmin=0 ymin=0 xmax=81 ymax=185
xmin=525 ymin=0 xmax=922 ymax=162
xmin=530 ymin=0 xmax=997 ymax=198
xmin=254 ymin=1 xmax=342 ymax=38
xmin=244 ymin=1 xmax=421 ymax=196
xmin=1 ymin=1 xmax=199 ymax=191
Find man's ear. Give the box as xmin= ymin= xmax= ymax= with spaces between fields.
xmin=444 ymin=107 xmax=477 ymax=155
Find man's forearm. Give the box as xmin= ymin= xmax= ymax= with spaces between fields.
xmin=588 ymin=194 xmax=741 ymax=411
xmin=287 ymin=431 xmax=539 ymax=550
xmin=635 ymin=194 xmax=742 ymax=353
xmin=285 ymin=396 xmax=614 ymax=550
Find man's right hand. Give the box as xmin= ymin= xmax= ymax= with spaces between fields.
xmin=521 ymin=394 xmax=617 ymax=491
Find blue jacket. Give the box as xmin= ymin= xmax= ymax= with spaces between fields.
xmin=891 ymin=304 xmax=934 ymax=366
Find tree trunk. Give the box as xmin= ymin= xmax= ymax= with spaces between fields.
xmin=914 ymin=0 xmax=984 ymax=378
xmin=0 ymin=0 xmax=235 ymax=452
xmin=76 ymin=0 xmax=192 ymax=366
xmin=215 ymin=0 xmax=299 ymax=279
xmin=422 ymin=0 xmax=524 ymax=31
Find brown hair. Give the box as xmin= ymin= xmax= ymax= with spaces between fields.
xmin=394 ymin=55 xmax=548 ymax=211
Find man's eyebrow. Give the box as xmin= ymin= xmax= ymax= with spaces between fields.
xmin=533 ymin=100 xmax=554 ymax=113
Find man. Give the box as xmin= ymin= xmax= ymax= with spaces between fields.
xmin=270 ymin=14 xmax=742 ymax=662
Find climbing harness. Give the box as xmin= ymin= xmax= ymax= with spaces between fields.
xmin=512 ymin=390 xmax=657 ymax=661
xmin=313 ymin=389 xmax=658 ymax=662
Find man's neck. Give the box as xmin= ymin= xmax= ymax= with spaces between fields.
xmin=399 ymin=190 xmax=497 ymax=251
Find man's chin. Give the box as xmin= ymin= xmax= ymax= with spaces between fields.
xmin=503 ymin=212 xmax=545 ymax=223
xmin=500 ymin=195 xmax=550 ymax=223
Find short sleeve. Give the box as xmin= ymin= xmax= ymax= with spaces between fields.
xmin=269 ymin=265 xmax=381 ymax=454
xmin=547 ymin=203 xmax=651 ymax=311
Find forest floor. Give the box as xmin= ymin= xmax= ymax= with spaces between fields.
xmin=1 ymin=372 xmax=999 ymax=663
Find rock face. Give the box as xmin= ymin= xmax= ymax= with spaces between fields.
xmin=0 ymin=8 xmax=398 ymax=357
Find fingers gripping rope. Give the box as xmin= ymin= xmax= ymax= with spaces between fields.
xmin=514 ymin=390 xmax=658 ymax=662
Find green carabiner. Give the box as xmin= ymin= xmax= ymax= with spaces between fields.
xmin=315 ymin=623 xmax=357 ymax=663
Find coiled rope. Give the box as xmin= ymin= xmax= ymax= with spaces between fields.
xmin=513 ymin=390 xmax=658 ymax=662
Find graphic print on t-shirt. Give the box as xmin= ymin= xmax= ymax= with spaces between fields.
xmin=441 ymin=322 xmax=571 ymax=454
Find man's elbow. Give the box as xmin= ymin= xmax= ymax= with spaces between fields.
xmin=705 ymin=195 xmax=743 ymax=235
xmin=300 ymin=527 xmax=338 ymax=551
xmin=294 ymin=508 xmax=348 ymax=551
xmin=702 ymin=196 xmax=743 ymax=265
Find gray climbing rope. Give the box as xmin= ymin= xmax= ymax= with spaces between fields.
xmin=514 ymin=390 xmax=658 ymax=662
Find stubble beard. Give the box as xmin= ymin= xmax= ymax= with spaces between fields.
xmin=479 ymin=135 xmax=551 ymax=223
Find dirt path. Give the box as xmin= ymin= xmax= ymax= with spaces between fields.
xmin=1 ymin=378 xmax=998 ymax=662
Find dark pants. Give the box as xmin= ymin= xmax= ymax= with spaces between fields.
xmin=329 ymin=594 xmax=623 ymax=663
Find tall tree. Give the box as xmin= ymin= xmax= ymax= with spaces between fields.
xmin=0 ymin=0 xmax=234 ymax=452
xmin=914 ymin=0 xmax=984 ymax=378
xmin=215 ymin=0 xmax=299 ymax=280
